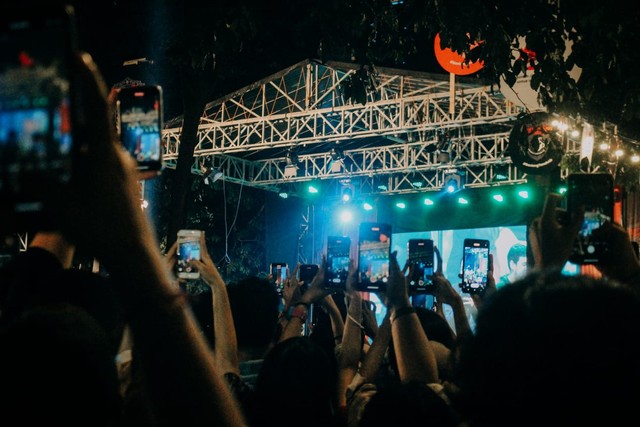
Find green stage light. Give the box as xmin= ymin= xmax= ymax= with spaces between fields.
xmin=424 ymin=198 xmax=434 ymax=206
xmin=518 ymin=190 xmax=529 ymax=199
xmin=493 ymin=194 xmax=504 ymax=202
xmin=308 ymin=184 xmax=319 ymax=193
xmin=457 ymin=197 xmax=468 ymax=205
xmin=396 ymin=202 xmax=406 ymax=209
xmin=363 ymin=202 xmax=373 ymax=211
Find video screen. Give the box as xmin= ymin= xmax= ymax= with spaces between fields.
xmin=366 ymin=224 xmax=528 ymax=334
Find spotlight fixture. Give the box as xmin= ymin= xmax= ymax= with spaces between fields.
xmin=340 ymin=183 xmax=355 ymax=203
xmin=493 ymin=164 xmax=509 ymax=182
xmin=329 ymin=147 xmax=345 ymax=173
xmin=443 ymin=173 xmax=461 ymax=193
xmin=283 ymin=149 xmax=299 ymax=178
xmin=201 ymin=158 xmax=223 ymax=185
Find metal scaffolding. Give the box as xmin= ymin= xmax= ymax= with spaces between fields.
xmin=162 ymin=58 xmax=580 ymax=198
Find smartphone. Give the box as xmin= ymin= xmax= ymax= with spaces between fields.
xmin=0 ymin=5 xmax=78 ymax=229
xmin=116 ymin=85 xmax=163 ymax=176
xmin=299 ymin=263 xmax=319 ymax=293
xmin=357 ymin=222 xmax=392 ymax=292
xmin=270 ymin=262 xmax=288 ymax=295
xmin=326 ymin=236 xmax=351 ymax=291
xmin=566 ymin=172 xmax=614 ymax=264
xmin=407 ymin=238 xmax=435 ymax=294
xmin=460 ymin=238 xmax=490 ymax=294
xmin=176 ymin=229 xmax=202 ymax=280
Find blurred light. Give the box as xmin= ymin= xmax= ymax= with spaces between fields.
xmin=278 ymin=190 xmax=289 ymax=199
xmin=599 ymin=142 xmax=609 ymax=151
xmin=363 ymin=202 xmax=374 ymax=211
xmin=518 ymin=190 xmax=529 ymax=199
xmin=141 ymin=199 xmax=149 ymax=209
xmin=615 ymin=148 xmax=624 ymax=157
xmin=341 ymin=185 xmax=353 ymax=202
xmin=308 ymin=184 xmax=319 ymax=193
xmin=558 ymin=186 xmax=567 ymax=194
xmin=632 ymin=153 xmax=640 ymax=163
xmin=396 ymin=202 xmax=406 ymax=209
xmin=339 ymin=209 xmax=353 ymax=223
xmin=492 ymin=194 xmax=504 ymax=202
xmin=457 ymin=197 xmax=468 ymax=205
xmin=443 ymin=173 xmax=461 ymax=193
xmin=424 ymin=198 xmax=434 ymax=206
xmin=493 ymin=164 xmax=509 ymax=181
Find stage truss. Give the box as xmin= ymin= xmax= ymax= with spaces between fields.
xmin=162 ymin=59 xmax=581 ymax=199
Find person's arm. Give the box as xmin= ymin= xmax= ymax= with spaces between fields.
xmin=53 ymin=54 xmax=246 ymax=427
xmin=528 ymin=192 xmax=584 ymax=270
xmin=319 ymin=293 xmax=345 ymax=345
xmin=386 ymin=251 xmax=439 ymax=384
xmin=593 ymin=220 xmax=640 ymax=285
xmin=337 ymin=259 xmax=363 ymax=408
xmin=190 ymin=232 xmax=239 ymax=377
xmin=357 ymin=311 xmax=391 ymax=383
xmin=279 ymin=257 xmax=330 ymax=341
xmin=29 ymin=231 xmax=75 ymax=269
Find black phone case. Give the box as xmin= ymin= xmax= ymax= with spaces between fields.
xmin=326 ymin=236 xmax=351 ymax=291
xmin=407 ymin=239 xmax=435 ymax=294
xmin=567 ymin=172 xmax=614 ymax=264
xmin=461 ymin=238 xmax=489 ymax=294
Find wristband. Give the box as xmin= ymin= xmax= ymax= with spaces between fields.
xmin=392 ymin=306 xmax=416 ymax=323
xmin=286 ymin=305 xmax=308 ymax=322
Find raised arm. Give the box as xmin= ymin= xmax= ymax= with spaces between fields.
xmin=51 ymin=54 xmax=246 ymax=427
xmin=386 ymin=251 xmax=438 ymax=384
xmin=190 ymin=232 xmax=239 ymax=377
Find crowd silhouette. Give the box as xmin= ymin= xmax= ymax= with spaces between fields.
xmin=3 ymin=14 xmax=640 ymax=427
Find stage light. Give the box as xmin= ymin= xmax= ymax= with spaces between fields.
xmin=339 ymin=209 xmax=353 ymax=223
xmin=396 ymin=202 xmax=406 ymax=209
xmin=443 ymin=173 xmax=461 ymax=193
xmin=492 ymin=194 xmax=504 ymax=202
xmin=278 ymin=190 xmax=289 ymax=199
xmin=330 ymin=147 xmax=345 ymax=172
xmin=424 ymin=198 xmax=434 ymax=206
xmin=457 ymin=197 xmax=468 ymax=205
xmin=557 ymin=186 xmax=567 ymax=194
xmin=493 ymin=164 xmax=509 ymax=182
xmin=307 ymin=183 xmax=319 ymax=194
xmin=363 ymin=202 xmax=374 ymax=211
xmin=341 ymin=185 xmax=353 ymax=202
xmin=518 ymin=190 xmax=529 ymax=199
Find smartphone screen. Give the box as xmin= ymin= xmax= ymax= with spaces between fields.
xmin=567 ymin=172 xmax=614 ymax=264
xmin=0 ymin=5 xmax=77 ymax=225
xmin=117 ymin=85 xmax=163 ymax=175
xmin=407 ymin=238 xmax=435 ymax=294
xmin=299 ymin=263 xmax=319 ymax=293
xmin=357 ymin=222 xmax=392 ymax=292
xmin=177 ymin=230 xmax=202 ymax=279
xmin=326 ymin=236 xmax=351 ymax=290
xmin=270 ymin=262 xmax=288 ymax=295
xmin=461 ymin=238 xmax=490 ymax=294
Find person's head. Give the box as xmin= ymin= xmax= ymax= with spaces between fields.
xmin=226 ymin=275 xmax=280 ymax=359
xmin=451 ymin=269 xmax=640 ymax=426
xmin=0 ymin=303 xmax=123 ymax=425
xmin=359 ymin=381 xmax=458 ymax=427
xmin=506 ymin=243 xmax=527 ymax=278
xmin=251 ymin=336 xmax=338 ymax=427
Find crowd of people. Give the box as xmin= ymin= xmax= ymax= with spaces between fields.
xmin=2 ymin=49 xmax=640 ymax=427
